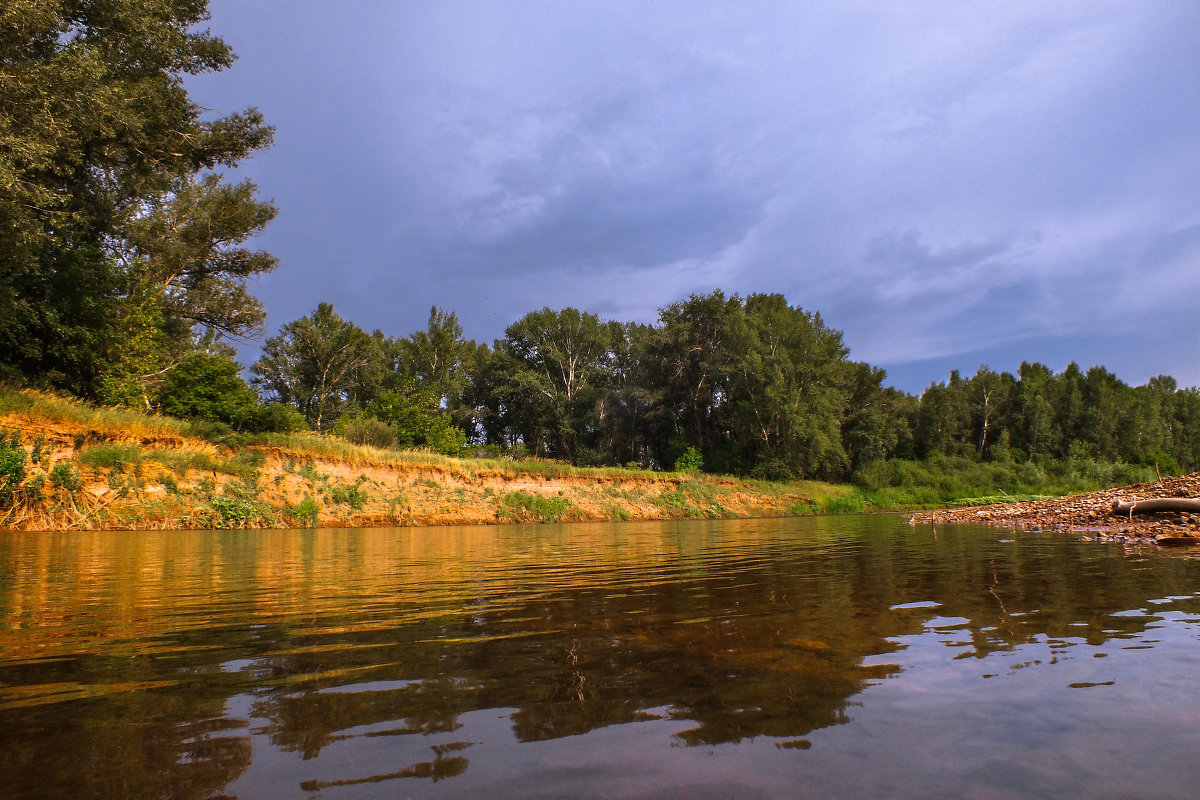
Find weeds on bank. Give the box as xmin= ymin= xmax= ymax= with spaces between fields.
xmin=198 ymin=477 xmax=277 ymax=529
xmin=498 ymin=491 xmax=570 ymax=523
xmin=290 ymin=496 xmax=320 ymax=527
xmin=324 ymin=476 xmax=370 ymax=512
xmin=653 ymin=481 xmax=734 ymax=519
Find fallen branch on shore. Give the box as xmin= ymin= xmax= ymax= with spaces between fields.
xmin=1111 ymin=498 xmax=1200 ymax=515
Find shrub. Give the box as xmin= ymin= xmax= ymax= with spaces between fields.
xmin=326 ymin=480 xmax=369 ymax=511
xmin=291 ymin=496 xmax=320 ymax=527
xmin=0 ymin=429 xmax=26 ymax=507
xmin=203 ymin=479 xmax=275 ymax=528
xmin=157 ymin=353 xmax=259 ymax=427
xmin=339 ymin=416 xmax=397 ymax=449
xmin=48 ymin=462 xmax=82 ymax=495
xmin=29 ymin=434 xmax=47 ymax=465
xmin=674 ymin=447 xmax=704 ymax=473
xmin=245 ymin=403 xmax=309 ymax=434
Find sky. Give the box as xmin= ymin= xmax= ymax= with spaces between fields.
xmin=186 ymin=0 xmax=1200 ymax=393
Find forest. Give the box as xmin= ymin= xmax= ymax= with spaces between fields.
xmin=2 ymin=2 xmax=1197 ymax=499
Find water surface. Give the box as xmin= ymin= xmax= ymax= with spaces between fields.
xmin=2 ymin=516 xmax=1200 ymax=798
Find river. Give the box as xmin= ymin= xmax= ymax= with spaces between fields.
xmin=2 ymin=516 xmax=1199 ymax=799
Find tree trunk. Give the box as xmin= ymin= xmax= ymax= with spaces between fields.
xmin=1110 ymin=498 xmax=1200 ymax=515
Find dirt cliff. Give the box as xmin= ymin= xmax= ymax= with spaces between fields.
xmin=0 ymin=399 xmax=818 ymax=531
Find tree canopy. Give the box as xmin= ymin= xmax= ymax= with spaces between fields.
xmin=0 ymin=0 xmax=276 ymax=399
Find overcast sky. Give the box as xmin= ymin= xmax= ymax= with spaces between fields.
xmin=187 ymin=0 xmax=1200 ymax=393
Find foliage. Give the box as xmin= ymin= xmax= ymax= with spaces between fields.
xmin=0 ymin=0 xmax=276 ymax=397
xmin=243 ymin=403 xmax=309 ymax=434
xmin=674 ymin=447 xmax=704 ymax=473
xmin=337 ymin=416 xmax=398 ymax=450
xmin=499 ymin=491 xmax=571 ymax=523
xmin=325 ymin=477 xmax=370 ymax=512
xmin=853 ymin=454 xmax=1157 ymax=510
xmin=48 ymin=462 xmax=82 ymax=495
xmin=364 ymin=380 xmax=465 ymax=455
xmin=490 ymin=307 xmax=620 ymax=461
xmin=252 ymin=303 xmax=373 ymax=431
xmin=400 ymin=306 xmax=483 ymax=432
xmin=78 ymin=444 xmax=144 ymax=474
xmin=0 ymin=429 xmax=27 ymax=507
xmin=290 ymin=496 xmax=320 ymax=527
xmin=201 ymin=478 xmax=276 ymax=528
xmin=157 ymin=352 xmax=259 ymax=425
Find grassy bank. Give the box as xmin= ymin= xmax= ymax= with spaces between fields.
xmin=0 ymin=387 xmax=846 ymax=530
xmin=1 ymin=386 xmax=1160 ymax=530
xmin=830 ymin=453 xmax=1160 ymax=514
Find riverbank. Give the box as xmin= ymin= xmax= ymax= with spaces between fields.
xmin=916 ymin=472 xmax=1200 ymax=544
xmin=0 ymin=389 xmax=835 ymax=531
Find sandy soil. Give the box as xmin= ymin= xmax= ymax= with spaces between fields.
xmin=0 ymin=411 xmax=813 ymax=530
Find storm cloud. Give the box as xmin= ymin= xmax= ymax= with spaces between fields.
xmin=188 ymin=0 xmax=1200 ymax=391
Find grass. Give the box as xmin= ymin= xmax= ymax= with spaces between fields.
xmin=498 ymin=491 xmax=571 ymax=523
xmin=0 ymin=385 xmax=190 ymax=439
xmin=846 ymin=455 xmax=1160 ymax=512
xmin=78 ymin=443 xmax=144 ymax=473
xmin=3 ymin=384 xmax=1173 ymax=529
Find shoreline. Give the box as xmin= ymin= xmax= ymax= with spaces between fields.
xmin=914 ymin=473 xmax=1200 ymax=545
xmin=0 ymin=404 xmax=822 ymax=531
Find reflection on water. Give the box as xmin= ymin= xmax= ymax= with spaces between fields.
xmin=2 ymin=517 xmax=1200 ymax=798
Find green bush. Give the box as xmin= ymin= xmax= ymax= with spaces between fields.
xmin=290 ymin=496 xmax=320 ymax=526
xmin=185 ymin=419 xmax=234 ymax=443
xmin=326 ymin=480 xmax=370 ymax=511
xmin=48 ymin=462 xmax=82 ymax=495
xmin=203 ymin=479 xmax=275 ymax=528
xmin=244 ymin=403 xmax=309 ymax=434
xmin=674 ymin=446 xmax=704 ymax=473
xmin=0 ymin=429 xmax=26 ymax=507
xmin=338 ymin=416 xmax=397 ymax=449
xmin=157 ymin=353 xmax=259 ymax=427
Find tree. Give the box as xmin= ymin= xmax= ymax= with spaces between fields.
xmin=0 ymin=1 xmax=275 ymax=396
xmin=400 ymin=306 xmax=482 ymax=436
xmin=493 ymin=308 xmax=618 ymax=461
xmin=401 ymin=307 xmax=469 ymax=398
xmin=118 ymin=173 xmax=277 ymax=341
xmin=841 ymin=362 xmax=915 ymax=470
xmin=730 ymin=294 xmax=851 ymax=479
xmin=252 ymin=304 xmax=373 ymax=431
xmin=364 ymin=379 xmax=466 ymax=455
xmin=156 ymin=351 xmax=259 ymax=426
xmin=965 ymin=366 xmax=1013 ymax=457
xmin=649 ymin=291 xmax=742 ymax=467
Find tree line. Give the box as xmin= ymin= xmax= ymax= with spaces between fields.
xmin=235 ymin=297 xmax=1196 ymax=481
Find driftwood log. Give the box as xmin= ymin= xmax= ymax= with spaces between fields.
xmin=1111 ymin=498 xmax=1200 ymax=516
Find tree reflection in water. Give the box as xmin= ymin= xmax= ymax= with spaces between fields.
xmin=1 ymin=519 xmax=1198 ymax=798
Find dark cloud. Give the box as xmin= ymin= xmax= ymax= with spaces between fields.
xmin=191 ymin=0 xmax=1200 ymax=391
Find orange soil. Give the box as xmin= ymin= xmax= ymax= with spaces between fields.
xmin=0 ymin=412 xmax=810 ymax=531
